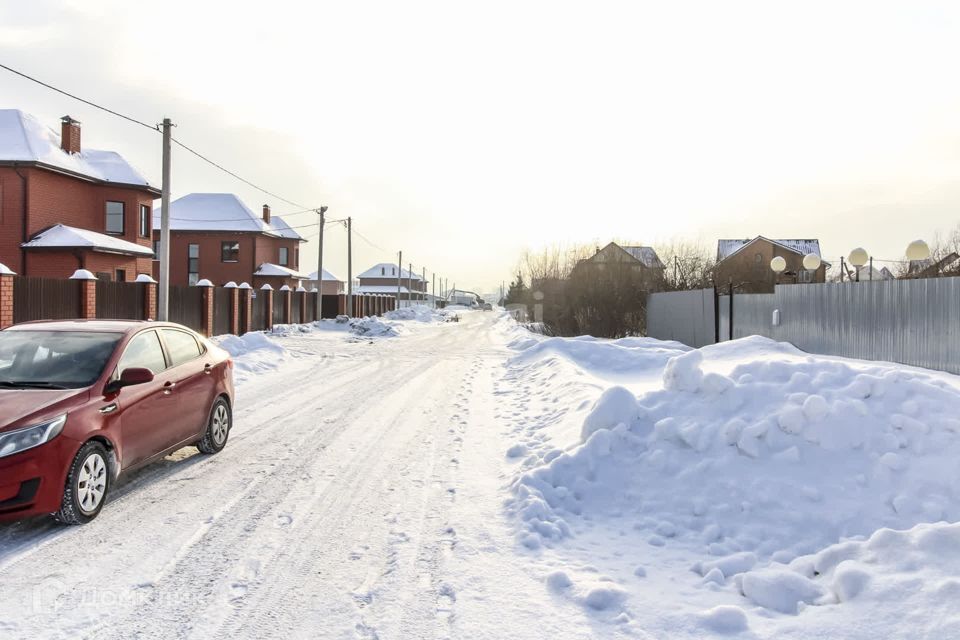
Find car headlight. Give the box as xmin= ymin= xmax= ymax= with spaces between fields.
xmin=0 ymin=414 xmax=67 ymax=458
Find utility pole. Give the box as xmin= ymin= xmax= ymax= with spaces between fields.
xmin=397 ymin=250 xmax=402 ymax=307
xmin=316 ymin=206 xmax=328 ymax=314
xmin=408 ymin=262 xmax=413 ymax=307
xmin=347 ymin=216 xmax=353 ymax=317
xmin=422 ymin=267 xmax=426 ymax=304
xmin=432 ymin=272 xmax=436 ymax=308
xmin=158 ymin=118 xmax=172 ymax=321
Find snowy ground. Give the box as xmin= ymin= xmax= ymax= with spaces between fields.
xmin=0 ymin=310 xmax=958 ymax=639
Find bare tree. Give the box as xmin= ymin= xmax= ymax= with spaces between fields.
xmin=653 ymin=238 xmax=716 ymax=291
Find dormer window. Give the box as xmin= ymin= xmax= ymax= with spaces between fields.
xmin=381 ymin=266 xmax=385 ymax=275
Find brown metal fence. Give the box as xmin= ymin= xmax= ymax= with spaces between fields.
xmin=251 ymin=294 xmax=268 ymax=331
xmin=272 ymin=291 xmax=286 ymax=324
xmin=95 ymin=280 xmax=145 ymax=320
xmin=304 ymin=292 xmax=317 ymax=322
xmin=13 ymin=276 xmax=81 ymax=323
xmin=213 ymin=288 xmax=232 ymax=336
xmin=321 ymin=295 xmax=339 ymax=319
xmin=290 ymin=292 xmax=301 ymax=324
xmin=168 ymin=285 xmax=204 ymax=333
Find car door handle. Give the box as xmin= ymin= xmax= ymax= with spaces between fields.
xmin=163 ymin=381 xmax=176 ymax=395
xmin=204 ymin=363 xmax=213 ymax=375
xmin=99 ymin=403 xmax=118 ymax=414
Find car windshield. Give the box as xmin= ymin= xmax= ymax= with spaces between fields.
xmin=0 ymin=330 xmax=123 ymax=389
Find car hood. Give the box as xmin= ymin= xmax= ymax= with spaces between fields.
xmin=0 ymin=388 xmax=88 ymax=432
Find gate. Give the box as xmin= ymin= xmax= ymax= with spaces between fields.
xmin=272 ymin=291 xmax=286 ymax=324
xmin=251 ymin=294 xmax=268 ymax=331
xmin=13 ymin=277 xmax=81 ymax=323
xmin=167 ymin=285 xmax=204 ymax=333
xmin=95 ymin=280 xmax=145 ymax=320
xmin=213 ymin=288 xmax=232 ymax=336
xmin=290 ymin=292 xmax=301 ymax=324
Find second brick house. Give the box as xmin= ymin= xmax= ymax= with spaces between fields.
xmin=152 ymin=193 xmax=307 ymax=288
xmin=0 ymin=109 xmax=159 ymax=280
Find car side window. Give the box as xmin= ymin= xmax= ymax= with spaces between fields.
xmin=161 ymin=329 xmax=202 ymax=367
xmin=118 ymin=330 xmax=167 ymax=375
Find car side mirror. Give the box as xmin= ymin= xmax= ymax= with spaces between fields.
xmin=107 ymin=367 xmax=154 ymax=393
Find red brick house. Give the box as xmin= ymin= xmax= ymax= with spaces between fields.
xmin=152 ymin=193 xmax=307 ymax=288
xmin=0 ymin=110 xmax=158 ymax=280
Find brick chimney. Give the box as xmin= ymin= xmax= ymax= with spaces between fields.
xmin=61 ymin=116 xmax=82 ymax=155
xmin=262 ymin=204 xmax=271 ymax=224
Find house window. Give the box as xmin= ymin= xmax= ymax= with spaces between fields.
xmin=294 ymin=247 xmax=299 ymax=268
xmin=381 ymin=266 xmax=385 ymax=275
xmin=221 ymin=241 xmax=240 ymax=262
xmin=187 ymin=244 xmax=199 ymax=286
xmin=139 ymin=205 xmax=150 ymax=238
xmin=106 ymin=201 xmax=125 ymax=234
xmin=755 ymin=253 xmax=763 ymax=264
xmin=153 ymin=240 xmax=160 ymax=259
xmin=279 ymin=247 xmax=289 ymax=266
xmin=115 ymin=269 xmax=127 ymax=282
xmin=799 ymin=269 xmax=813 ymax=283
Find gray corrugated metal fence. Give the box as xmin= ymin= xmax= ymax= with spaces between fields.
xmin=646 ymin=288 xmax=716 ymax=348
xmin=647 ymin=279 xmax=960 ymax=375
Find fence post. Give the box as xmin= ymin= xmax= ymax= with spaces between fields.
xmin=0 ymin=264 xmax=15 ymax=329
xmin=135 ymin=274 xmax=157 ymax=320
xmin=223 ymin=281 xmax=239 ymax=335
xmin=296 ymin=286 xmax=307 ymax=323
xmin=239 ymin=282 xmax=252 ymax=334
xmin=197 ymin=279 xmax=215 ymax=337
xmin=338 ymin=294 xmax=346 ymax=316
xmin=279 ymin=285 xmax=292 ymax=324
xmin=262 ymin=284 xmax=274 ymax=330
xmin=70 ymin=269 xmax=98 ymax=319
xmin=728 ymin=281 xmax=734 ymax=342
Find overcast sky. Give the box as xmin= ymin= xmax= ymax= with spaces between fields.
xmin=3 ymin=0 xmax=959 ymax=292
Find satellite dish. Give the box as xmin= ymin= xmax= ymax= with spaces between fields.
xmin=770 ymin=256 xmax=787 ymax=273
xmin=848 ymin=248 xmax=869 ymax=268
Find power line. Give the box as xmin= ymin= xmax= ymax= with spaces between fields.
xmin=0 ymin=62 xmax=158 ymax=131
xmin=170 ymin=138 xmax=312 ymax=210
xmin=0 ymin=62 xmax=322 ymax=212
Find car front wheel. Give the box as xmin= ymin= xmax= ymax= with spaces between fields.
xmin=197 ymin=397 xmax=231 ymax=454
xmin=55 ymin=441 xmax=110 ymax=525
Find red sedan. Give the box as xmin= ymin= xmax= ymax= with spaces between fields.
xmin=0 ymin=320 xmax=234 ymax=524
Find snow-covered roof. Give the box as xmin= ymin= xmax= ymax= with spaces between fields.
xmin=21 ymin=224 xmax=154 ymax=257
xmin=155 ymin=193 xmax=305 ymax=240
xmin=358 ymin=263 xmax=424 ymax=281
xmin=717 ymin=237 xmax=822 ymax=262
xmin=253 ymin=262 xmax=308 ymax=279
xmin=0 ymin=110 xmax=157 ymax=190
xmin=356 ymin=285 xmax=409 ymax=294
xmin=621 ymin=246 xmax=665 ymax=269
xmin=305 ymin=269 xmax=342 ymax=282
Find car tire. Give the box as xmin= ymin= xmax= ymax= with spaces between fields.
xmin=54 ymin=441 xmax=110 ymax=525
xmin=197 ymin=397 xmax=231 ymax=455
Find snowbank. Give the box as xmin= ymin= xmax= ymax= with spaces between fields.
xmin=214 ymin=332 xmax=287 ymax=384
xmin=500 ymin=326 xmax=960 ymax=635
xmin=510 ymin=335 xmax=690 ymax=379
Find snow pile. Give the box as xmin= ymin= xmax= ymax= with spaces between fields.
xmin=214 ymin=332 xmax=287 ymax=384
xmin=506 ymin=337 xmax=960 ymax=624
xmin=384 ymin=304 xmax=450 ymax=323
xmin=349 ymin=316 xmax=400 ymax=337
xmin=510 ymin=335 xmax=690 ymax=379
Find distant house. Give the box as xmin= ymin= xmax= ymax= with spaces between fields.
xmin=0 ymin=110 xmax=159 ymax=280
xmin=906 ymin=253 xmax=959 ymax=279
xmin=714 ymin=236 xmax=827 ymax=293
xmin=303 ymin=269 xmax=344 ymax=295
xmin=356 ymin=263 xmax=427 ymax=301
xmin=152 ymin=193 xmax=307 ymax=288
xmin=570 ymin=242 xmax=665 ymax=288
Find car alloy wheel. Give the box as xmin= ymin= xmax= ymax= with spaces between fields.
xmin=211 ymin=403 xmax=229 ymax=446
xmin=77 ymin=452 xmax=107 ymax=515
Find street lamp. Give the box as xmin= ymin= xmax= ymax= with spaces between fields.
xmin=770 ymin=256 xmax=786 ymax=285
xmin=906 ymin=239 xmax=931 ymax=261
xmin=848 ymin=247 xmax=868 ymax=282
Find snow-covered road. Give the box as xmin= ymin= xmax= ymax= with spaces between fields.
xmin=0 ymin=312 xmax=606 ymax=640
